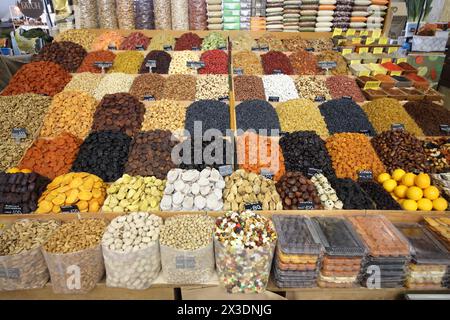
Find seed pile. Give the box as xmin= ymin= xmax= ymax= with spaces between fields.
xmin=223 ymin=169 xmax=283 ymax=211
xmin=310 ymin=173 xmax=343 ymax=210
xmin=236 ymin=100 xmax=281 ymax=133
xmin=71 ymin=131 xmax=132 ymax=182
xmin=139 ymin=50 xmax=172 ymax=74
xmin=185 ymin=100 xmax=230 ymax=136
xmin=276 ymin=99 xmax=328 ymax=136
xmin=93 ymin=73 xmax=135 ymax=100
xmin=56 ymin=29 xmax=95 ymax=50
xmin=276 ymin=172 xmax=323 ymax=210
xmin=319 ymin=98 xmax=376 ymax=135
xmin=1 ymin=61 xmax=71 ymax=97
xmin=162 ymin=75 xmax=197 ymax=100
xmin=0 ymin=172 xmax=50 ymax=214
xmin=0 ymin=94 xmax=51 ymax=171
xmin=231 ymin=33 xmax=257 ymax=51
xmin=234 ymin=76 xmax=266 ymax=101
xmin=91 ymin=31 xmax=124 ymax=51
xmin=261 ymin=51 xmax=294 ymax=75
xmin=129 ymin=74 xmax=166 ymax=100
xmin=174 ymin=32 xmax=203 ymax=50
xmin=358 ymin=180 xmax=402 ymax=210
xmin=423 ymin=138 xmax=449 ymax=173
xmin=201 ymin=32 xmax=227 ymax=50
xmin=148 ymin=33 xmax=176 ymax=50
xmin=36 ymin=172 xmax=107 ymax=214
xmin=64 ymin=73 xmax=103 ymax=96
xmin=236 ymin=132 xmax=285 ymax=181
xmin=119 ymin=32 xmax=150 ymax=50
xmin=160 ymin=168 xmax=225 ymax=211
xmin=232 ymin=51 xmax=263 ymax=75
xmin=198 ymin=50 xmax=228 ymax=74
xmin=404 ymin=101 xmax=450 ymax=136
xmin=371 ymin=130 xmax=430 ymax=173
xmin=325 ymin=76 xmax=365 ymax=102
xmin=177 ymin=137 xmax=234 ymax=171
xmin=329 ymin=177 xmax=376 ymax=209
xmin=0 ymin=219 xmax=59 ymax=255
xmin=19 ymin=133 xmax=82 ymax=180
xmin=262 ymin=75 xmax=299 ymax=102
xmin=109 ymin=51 xmax=144 ymax=74
xmin=102 ymin=175 xmax=166 ymax=213
xmin=317 ymin=50 xmax=347 ymax=75
xmin=280 ymin=131 xmax=335 ymax=178
xmin=362 ymin=98 xmax=424 ymax=136
xmin=77 ymin=50 xmax=116 ymax=73
xmin=125 ymin=130 xmax=178 ymax=179
xmin=289 ymin=50 xmax=320 ymax=75
xmin=40 ymin=91 xmax=98 ymax=140
xmin=142 ymin=100 xmax=187 ymax=132
xmin=257 ymin=33 xmax=285 ymax=51
xmin=195 ymin=75 xmax=229 ymax=100
xmin=326 ymin=133 xmax=386 ymax=181
xmin=91 ymin=93 xmax=145 ymax=137
xmin=33 ymin=41 xmax=87 ymax=72
xmin=168 ymin=50 xmax=201 ymax=75
xmin=282 ymin=37 xmax=308 ymax=51
xmin=295 ymin=76 xmax=331 ymax=101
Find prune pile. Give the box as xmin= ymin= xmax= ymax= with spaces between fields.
xmin=329 ymin=177 xmax=376 ymax=210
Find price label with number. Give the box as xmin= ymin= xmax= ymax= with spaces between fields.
xmin=245 ymin=202 xmax=263 ymax=211
xmin=143 ymin=95 xmax=156 ymax=101
xmin=268 ymin=96 xmax=280 ymax=102
xmin=307 ymin=168 xmax=323 ymax=178
xmin=61 ymin=205 xmax=80 ymax=213
xmin=390 ymin=71 xmax=402 ymax=76
xmin=342 ymin=48 xmax=353 ymax=55
xmin=314 ymin=96 xmax=326 ymax=102
xmin=3 ymin=204 xmax=22 ymax=214
xmin=358 ymin=170 xmax=373 ymax=180
xmin=346 ymin=29 xmax=356 ymax=36
xmin=373 ymin=47 xmax=384 ymax=54
xmin=272 ymin=69 xmax=283 ymax=75
xmin=261 ymin=169 xmax=274 ymax=180
xmin=372 ymin=29 xmax=382 ymax=39
xmin=440 ymin=124 xmax=450 ymax=134
xmin=397 ymin=57 xmax=407 ymax=64
xmin=318 ymin=61 xmax=337 ymax=70
xmin=298 ymin=201 xmax=314 ymax=210
xmin=163 ymin=45 xmax=173 ymax=51
xmin=388 ymin=47 xmax=399 ymax=54
xmin=359 ymin=47 xmax=369 ymax=54
xmin=363 ymin=81 xmax=381 ymax=90
xmin=352 ymin=37 xmax=362 ymax=44
xmin=378 ymin=37 xmax=389 ymax=45
xmin=12 ymin=128 xmax=27 ymax=143
xmin=391 ymin=123 xmax=405 ymax=131
xmin=233 ymin=68 xmax=243 ymax=75
xmin=219 ymin=165 xmax=233 ymax=177
xmin=366 ymin=37 xmax=375 ymax=45
xmin=332 ymin=28 xmax=343 ymax=37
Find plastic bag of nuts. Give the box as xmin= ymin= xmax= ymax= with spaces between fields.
xmin=42 ymin=219 xmax=106 ymax=294
xmin=160 ymin=215 xmax=215 ymax=284
xmin=116 ymin=0 xmax=136 ymax=29
xmin=0 ymin=219 xmax=59 ymax=291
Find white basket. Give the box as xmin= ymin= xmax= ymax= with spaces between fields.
xmin=412 ymin=32 xmax=448 ymax=52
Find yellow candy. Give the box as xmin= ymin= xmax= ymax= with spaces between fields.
xmin=38 ymin=200 xmax=53 ymax=212
xmin=69 ymin=177 xmax=84 ymax=189
xmin=79 ymin=191 xmax=93 ymax=201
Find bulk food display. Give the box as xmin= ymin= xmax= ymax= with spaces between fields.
xmin=1 ymin=27 xmax=450 ymax=299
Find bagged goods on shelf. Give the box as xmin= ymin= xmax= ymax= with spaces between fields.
xmin=134 ymin=0 xmax=156 ymax=30
xmin=77 ymin=0 xmax=99 ymax=28
xmin=116 ymin=0 xmax=136 ymax=29
xmin=171 ymin=0 xmax=189 ymax=30
xmin=97 ymin=0 xmax=118 ymax=28
xmin=188 ymin=0 xmax=208 ymax=30
xmin=154 ymin=0 xmax=172 ymax=29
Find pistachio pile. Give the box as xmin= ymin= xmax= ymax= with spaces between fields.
xmin=160 ymin=168 xmax=225 ymax=211
xmin=102 ymin=175 xmax=166 ymax=213
xmin=310 ymin=173 xmax=343 ymax=210
xmin=223 ymin=169 xmax=283 ymax=211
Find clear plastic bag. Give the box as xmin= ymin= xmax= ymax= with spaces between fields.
xmin=97 ymin=0 xmax=118 ymax=28
xmin=42 ymin=244 xmax=104 ymax=294
xmin=103 ymin=243 xmax=161 ymax=290
xmin=160 ymin=242 xmax=214 ymax=284
xmin=134 ymin=0 xmax=155 ymax=29
xmin=0 ymin=247 xmax=49 ymax=291
xmin=78 ymin=0 xmax=99 ymax=28
xmin=117 ymin=0 xmax=136 ymax=29
xmin=171 ymin=0 xmax=189 ymax=30
xmin=188 ymin=0 xmax=207 ymax=30
xmin=214 ymin=239 xmax=276 ymax=294
xmin=154 ymin=0 xmax=172 ymax=29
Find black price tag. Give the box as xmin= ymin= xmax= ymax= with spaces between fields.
xmin=440 ymin=124 xmax=450 ymax=134
xmin=108 ymin=44 xmax=117 ymax=50
xmin=218 ymin=96 xmax=229 ymax=102
xmin=359 ymin=129 xmax=370 ymax=136
xmin=358 ymin=170 xmax=373 ymax=180
xmin=268 ymin=96 xmax=280 ymax=102
xmin=260 ymin=45 xmax=269 ymax=52
xmin=307 ymin=168 xmax=323 ymax=178
xmin=12 ymin=128 xmax=27 ymax=143
xmin=306 ymin=47 xmax=315 ymax=52
xmin=314 ymin=95 xmax=326 ymax=102
xmin=187 ymin=61 xmax=205 ymax=69
xmin=192 ymin=46 xmax=200 ymax=51
xmin=272 ymin=69 xmax=283 ymax=75
xmin=135 ymin=45 xmax=145 ymax=51
xmin=298 ymin=201 xmax=314 ymax=210
xmin=342 ymin=96 xmax=353 ymax=100
xmin=0 ymin=268 xmax=20 ymax=279
xmin=143 ymin=95 xmax=156 ymax=101
xmin=391 ymin=123 xmax=405 ymax=131
xmin=260 ymin=169 xmax=274 ymax=180
xmin=175 ymin=256 xmax=196 ymax=269
xmin=163 ymin=45 xmax=173 ymax=51
xmin=412 ymin=169 xmax=421 ymax=175
xmin=218 ymin=45 xmax=227 ymax=50
xmin=279 ymin=131 xmax=288 ymax=138
xmin=318 ymin=61 xmax=337 ymax=70
xmin=233 ymin=67 xmax=243 ymax=75
xmin=94 ymin=61 xmax=113 ymax=69
xmin=61 ymin=205 xmax=80 ymax=213
xmin=146 ymin=60 xmax=157 ymax=68
xmin=219 ymin=165 xmax=233 ymax=177
xmin=3 ymin=204 xmax=22 ymax=214
xmin=251 ymin=46 xmax=260 ymax=52
xmin=245 ymin=202 xmax=263 ymax=211
xmin=332 ymin=47 xmax=340 ymax=52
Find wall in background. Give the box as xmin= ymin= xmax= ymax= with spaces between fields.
xmin=0 ymin=0 xmax=16 ymax=21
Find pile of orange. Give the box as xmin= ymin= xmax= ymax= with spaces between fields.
xmin=378 ymin=169 xmax=448 ymax=211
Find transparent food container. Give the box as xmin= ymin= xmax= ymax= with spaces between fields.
xmin=103 ymin=242 xmax=161 ymax=290
xmin=214 ymin=239 xmax=276 ymax=294
xmin=160 ymin=242 xmax=214 ymax=284
xmin=42 ymin=244 xmax=105 ymax=294
xmin=0 ymin=247 xmax=49 ymax=291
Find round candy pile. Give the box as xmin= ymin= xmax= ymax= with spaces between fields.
xmin=276 ymin=172 xmax=323 ymax=210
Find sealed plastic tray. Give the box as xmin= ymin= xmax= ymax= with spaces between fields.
xmin=311 ymin=217 xmax=366 ymax=257
xmin=276 ymin=258 xmax=317 ymax=271
xmin=272 ymin=215 xmax=323 ymax=255
xmin=273 ymin=278 xmax=317 ymax=288
xmin=424 ymin=217 xmax=450 ymax=251
xmin=395 ymin=223 xmax=450 ymax=265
